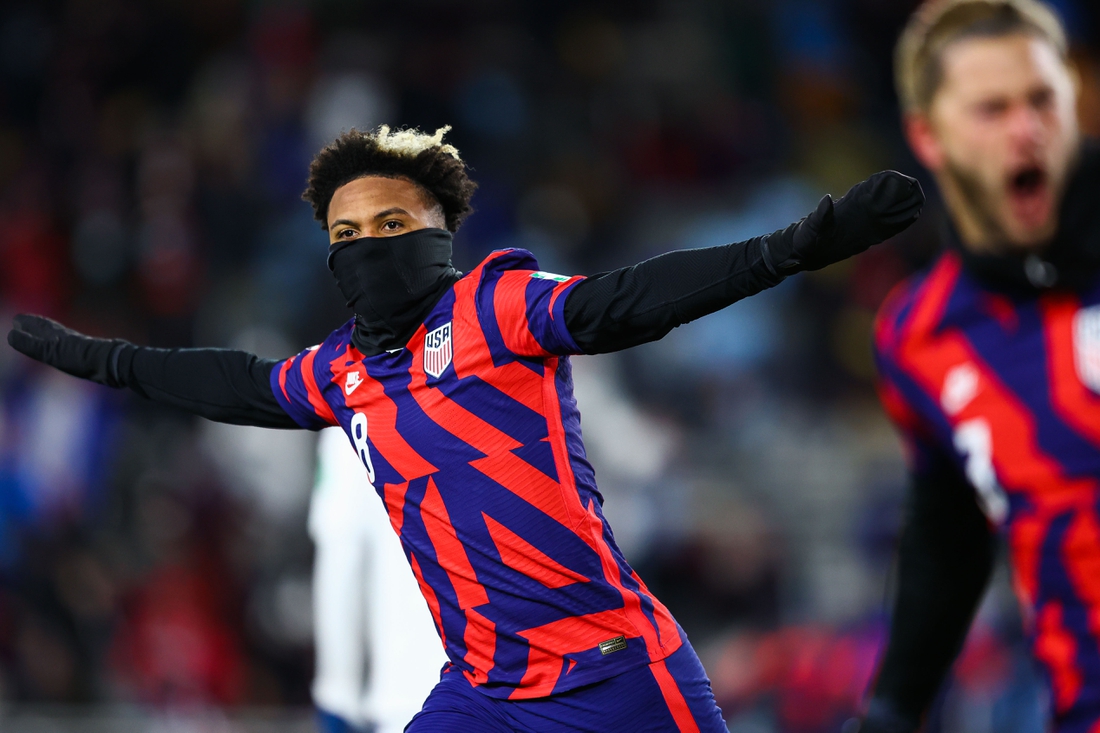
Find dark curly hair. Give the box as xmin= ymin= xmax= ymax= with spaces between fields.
xmin=302 ymin=125 xmax=478 ymax=232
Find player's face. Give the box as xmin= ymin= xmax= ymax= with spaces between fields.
xmin=907 ymin=33 xmax=1079 ymax=251
xmin=327 ymin=175 xmax=446 ymax=243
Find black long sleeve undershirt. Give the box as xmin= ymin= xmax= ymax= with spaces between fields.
xmin=111 ymin=236 xmax=782 ymax=426
xmin=112 ymin=344 xmax=299 ymax=428
xmin=867 ymin=466 xmax=998 ymax=730
xmin=563 ymin=235 xmax=780 ymax=353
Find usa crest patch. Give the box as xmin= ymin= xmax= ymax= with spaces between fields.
xmin=1075 ymin=305 xmax=1100 ymax=393
xmin=424 ymin=322 xmax=453 ymax=379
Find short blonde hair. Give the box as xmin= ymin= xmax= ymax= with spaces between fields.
xmin=370 ymin=124 xmax=462 ymax=161
xmin=895 ymin=0 xmax=1068 ymax=113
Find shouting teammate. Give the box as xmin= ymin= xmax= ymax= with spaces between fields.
xmin=8 ymin=125 xmax=922 ymax=732
xmin=863 ymin=1 xmax=1100 ymax=731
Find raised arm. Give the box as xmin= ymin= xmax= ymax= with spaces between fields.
xmin=861 ymin=465 xmax=998 ymax=733
xmin=564 ymin=170 xmax=924 ymax=354
xmin=7 ymin=315 xmax=299 ymax=429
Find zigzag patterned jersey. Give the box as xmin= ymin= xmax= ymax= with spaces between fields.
xmin=876 ymin=251 xmax=1100 ymax=727
xmin=272 ymin=248 xmax=683 ymax=699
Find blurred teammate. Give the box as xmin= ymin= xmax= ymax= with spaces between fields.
xmin=311 ymin=427 xmax=446 ymax=733
xmin=863 ymin=1 xmax=1100 ymax=731
xmin=8 ymin=125 xmax=921 ymax=731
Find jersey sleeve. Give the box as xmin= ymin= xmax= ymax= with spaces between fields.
xmin=873 ymin=338 xmax=952 ymax=480
xmin=483 ymin=267 xmax=587 ymax=357
xmin=269 ymin=344 xmax=341 ymax=431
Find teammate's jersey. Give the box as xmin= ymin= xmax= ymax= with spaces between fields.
xmin=271 ymin=248 xmax=682 ymax=700
xmin=875 ymin=251 xmax=1100 ymax=727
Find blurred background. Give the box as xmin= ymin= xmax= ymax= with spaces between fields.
xmin=0 ymin=0 xmax=1098 ymax=731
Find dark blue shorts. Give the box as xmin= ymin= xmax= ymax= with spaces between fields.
xmin=405 ymin=636 xmax=726 ymax=733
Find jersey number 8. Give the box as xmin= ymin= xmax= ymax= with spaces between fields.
xmin=350 ymin=412 xmax=376 ymax=484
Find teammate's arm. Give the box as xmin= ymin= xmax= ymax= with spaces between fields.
xmin=6 ymin=315 xmax=298 ymax=428
xmin=564 ymin=170 xmax=924 ymax=354
xmin=862 ymin=463 xmax=997 ymax=733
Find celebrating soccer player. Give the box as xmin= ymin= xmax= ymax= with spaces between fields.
xmin=8 ymin=124 xmax=921 ymax=731
xmin=862 ymin=0 xmax=1100 ymax=731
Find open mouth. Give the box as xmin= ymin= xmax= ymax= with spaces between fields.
xmin=1005 ymin=164 xmax=1053 ymax=229
xmin=1010 ymin=165 xmax=1047 ymax=196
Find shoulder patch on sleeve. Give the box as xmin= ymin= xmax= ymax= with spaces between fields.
xmin=530 ymin=271 xmax=571 ymax=283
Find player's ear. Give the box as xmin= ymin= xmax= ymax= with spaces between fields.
xmin=904 ymin=112 xmax=946 ymax=172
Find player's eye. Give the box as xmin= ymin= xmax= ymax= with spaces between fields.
xmin=1029 ymin=88 xmax=1054 ymax=111
xmin=337 ymin=228 xmax=359 ymax=239
xmin=976 ymin=99 xmax=1008 ymax=119
xmin=381 ymin=220 xmax=402 ymax=232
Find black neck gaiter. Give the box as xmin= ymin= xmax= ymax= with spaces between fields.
xmin=327 ymin=228 xmax=461 ymax=355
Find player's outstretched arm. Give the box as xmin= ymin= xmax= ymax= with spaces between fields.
xmin=7 ymin=314 xmax=300 ymax=429
xmin=860 ymin=467 xmax=997 ymax=733
xmin=564 ymin=171 xmax=923 ymax=354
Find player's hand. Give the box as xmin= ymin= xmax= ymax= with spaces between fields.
xmin=765 ymin=170 xmax=924 ymax=274
xmin=7 ymin=314 xmax=126 ymax=387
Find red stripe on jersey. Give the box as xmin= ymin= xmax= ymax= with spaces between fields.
xmin=483 ymin=513 xmax=589 ymax=589
xmin=451 ymin=274 xmax=544 ymax=413
xmin=1061 ymin=511 xmax=1100 ymax=636
xmin=300 ymin=347 xmax=337 ymax=425
xmin=420 ymin=477 xmax=490 ymax=610
xmin=339 ymin=346 xmax=437 ymax=481
xmin=581 ymin=498 xmax=680 ymax=660
xmin=409 ymin=553 xmax=446 ymax=646
xmin=1042 ymin=295 xmax=1100 ymax=446
xmin=649 ymin=658 xmax=702 ymax=733
xmin=897 ymin=256 xmax=1099 ymax=608
xmin=278 ymin=357 xmax=294 ymax=401
xmin=493 ymin=271 xmax=551 ymax=357
xmin=1035 ymin=601 xmax=1081 ymax=712
xmin=541 ymin=353 xmax=680 ymax=653
xmin=406 ymin=354 xmax=580 ymax=529
xmin=541 ymin=356 xmax=679 ymax=651
xmin=461 ymin=607 xmax=497 ymax=686
xmin=542 ymin=355 xmax=583 ymax=513
xmin=547 ymin=276 xmax=583 ymax=317
xmin=903 ymin=254 xmax=959 ymax=337
xmin=384 ymin=481 xmax=408 ymax=534
xmin=512 ymin=608 xmax=641 ymax=698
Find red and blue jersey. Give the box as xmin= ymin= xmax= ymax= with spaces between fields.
xmin=271 ymin=248 xmax=683 ymax=699
xmin=875 ymin=251 xmax=1100 ymax=728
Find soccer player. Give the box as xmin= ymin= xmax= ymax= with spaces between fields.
xmin=862 ymin=1 xmax=1100 ymax=731
xmin=8 ymin=124 xmax=922 ymax=731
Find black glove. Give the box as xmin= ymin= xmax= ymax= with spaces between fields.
xmin=7 ymin=314 xmax=131 ymax=387
xmin=763 ymin=170 xmax=924 ymax=275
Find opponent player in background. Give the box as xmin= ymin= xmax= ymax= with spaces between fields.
xmin=862 ymin=1 xmax=1100 ymax=731
xmin=311 ymin=426 xmax=446 ymax=733
xmin=8 ymin=124 xmax=921 ymax=732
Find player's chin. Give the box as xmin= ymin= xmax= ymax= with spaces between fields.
xmin=997 ymin=213 xmax=1057 ymax=252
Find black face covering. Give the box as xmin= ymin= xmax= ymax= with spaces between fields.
xmin=327 ymin=227 xmax=460 ymax=355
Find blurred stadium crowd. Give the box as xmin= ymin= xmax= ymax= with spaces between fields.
xmin=1 ymin=0 xmax=1099 ymax=731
